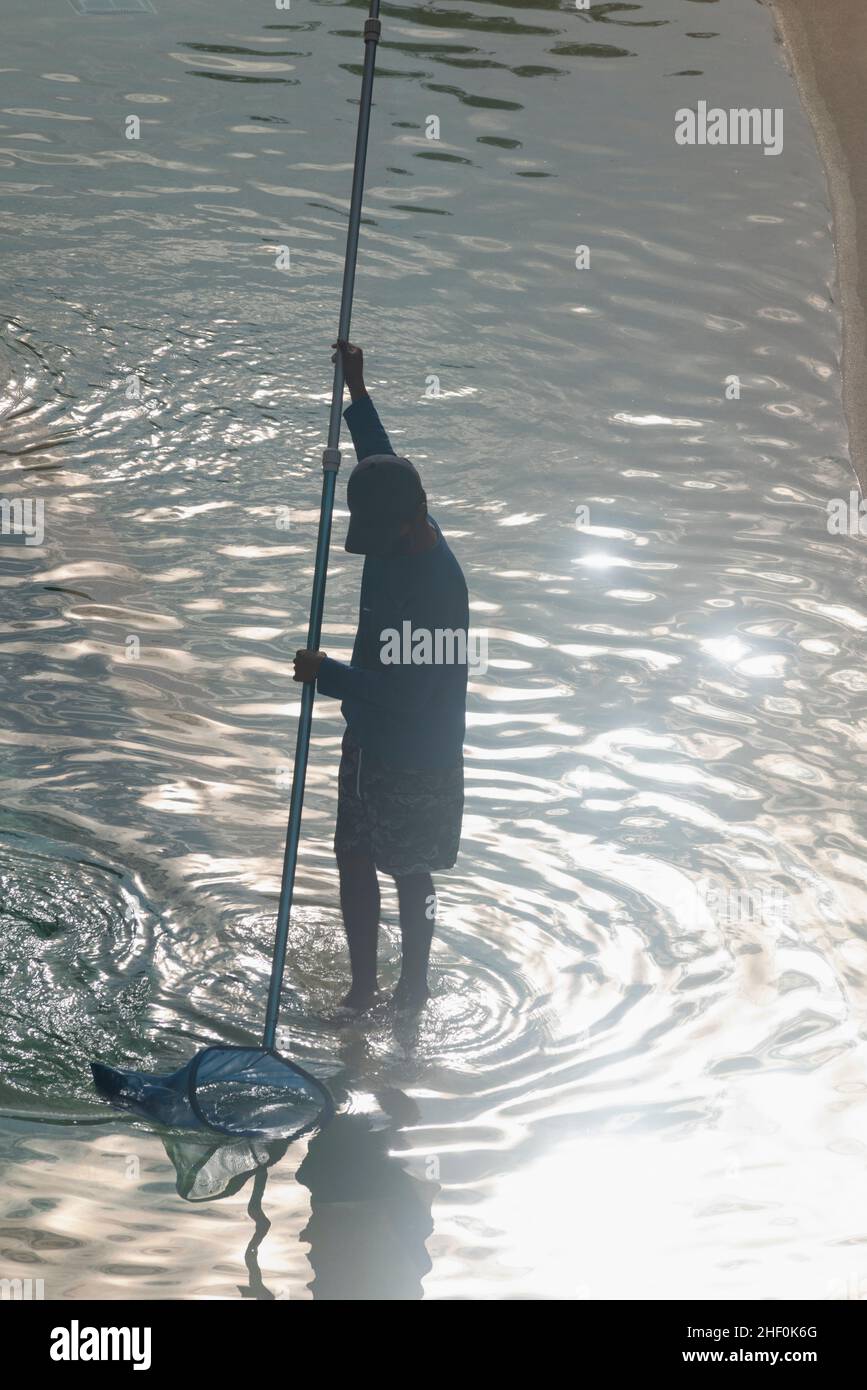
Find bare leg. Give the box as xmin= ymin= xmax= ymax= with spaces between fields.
xmin=337 ymin=853 xmax=380 ymax=1010
xmin=393 ymin=871 xmax=435 ymax=1011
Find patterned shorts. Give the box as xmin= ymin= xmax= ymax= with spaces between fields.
xmin=334 ymin=730 xmax=464 ymax=877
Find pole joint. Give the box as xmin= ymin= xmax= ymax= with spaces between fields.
xmin=363 ymin=18 xmax=381 ymax=43
xmin=322 ymin=447 xmax=341 ymax=472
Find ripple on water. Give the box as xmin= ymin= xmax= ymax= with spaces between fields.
xmin=0 ymin=828 xmax=157 ymax=1120
xmin=3 ymin=0 xmax=867 ymax=1301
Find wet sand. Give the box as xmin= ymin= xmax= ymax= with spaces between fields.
xmin=771 ymin=0 xmax=867 ymax=490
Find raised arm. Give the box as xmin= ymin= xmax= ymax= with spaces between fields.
xmin=292 ymin=341 xmax=406 ymax=688
xmin=332 ymin=338 xmax=395 ymax=461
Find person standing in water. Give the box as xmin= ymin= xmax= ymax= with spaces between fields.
xmin=293 ymin=341 xmax=469 ymax=1017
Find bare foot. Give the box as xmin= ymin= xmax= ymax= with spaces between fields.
xmin=391 ymin=982 xmax=430 ymax=1015
xmin=325 ymin=987 xmax=384 ymax=1024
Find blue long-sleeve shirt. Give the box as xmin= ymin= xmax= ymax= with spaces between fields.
xmin=316 ymin=394 xmax=469 ymax=770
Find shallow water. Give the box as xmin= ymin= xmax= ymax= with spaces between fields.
xmin=2 ymin=0 xmax=867 ymax=1300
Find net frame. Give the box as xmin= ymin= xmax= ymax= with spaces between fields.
xmin=185 ymin=1044 xmax=334 ymax=1140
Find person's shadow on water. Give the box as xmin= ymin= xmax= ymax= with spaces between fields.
xmin=295 ymin=1059 xmax=439 ymax=1301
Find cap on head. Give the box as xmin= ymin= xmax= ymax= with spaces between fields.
xmin=345 ymin=453 xmax=426 ymax=555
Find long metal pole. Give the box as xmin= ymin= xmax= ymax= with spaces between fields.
xmin=263 ymin=0 xmax=382 ymax=1050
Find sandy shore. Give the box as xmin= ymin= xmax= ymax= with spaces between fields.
xmin=770 ymin=0 xmax=867 ymax=490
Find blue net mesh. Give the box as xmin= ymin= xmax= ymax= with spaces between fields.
xmin=162 ymin=1133 xmax=284 ymax=1201
xmin=91 ymin=1046 xmax=332 ymax=1140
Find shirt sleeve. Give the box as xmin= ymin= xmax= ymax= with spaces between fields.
xmin=316 ymin=654 xmax=436 ymax=714
xmin=343 ymin=393 xmax=395 ymax=463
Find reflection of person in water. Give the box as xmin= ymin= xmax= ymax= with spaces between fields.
xmin=295 ymin=1086 xmax=438 ymax=1301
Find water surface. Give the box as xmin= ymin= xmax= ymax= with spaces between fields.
xmin=2 ymin=0 xmax=867 ymax=1300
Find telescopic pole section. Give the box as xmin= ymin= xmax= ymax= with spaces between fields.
xmin=263 ymin=0 xmax=382 ymax=1051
